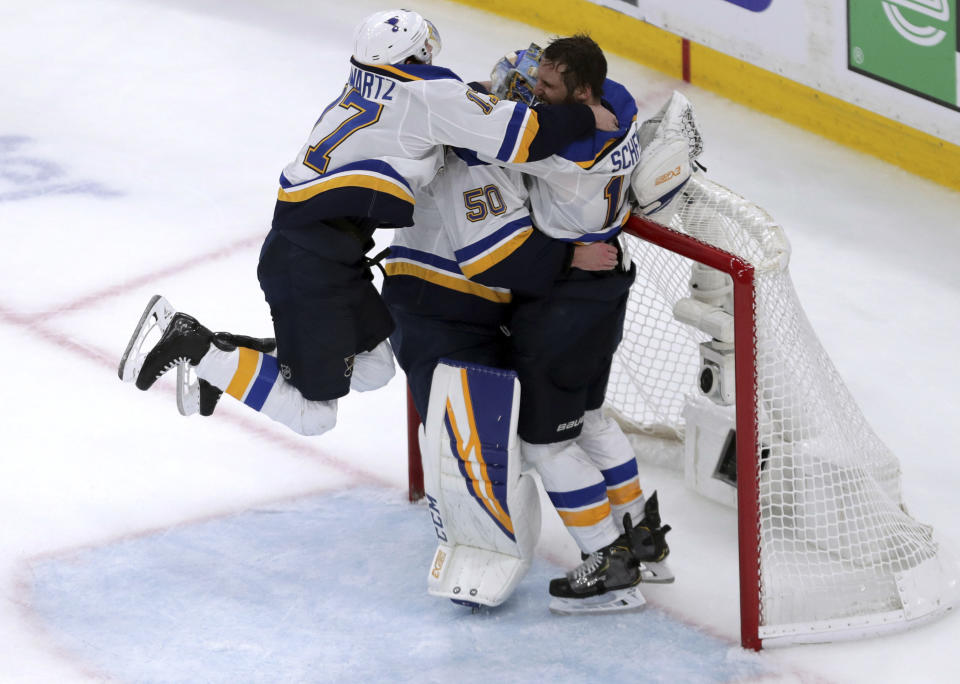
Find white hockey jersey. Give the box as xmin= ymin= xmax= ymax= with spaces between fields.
xmin=484 ymin=78 xmax=642 ymax=242
xmin=383 ymin=147 xmax=570 ymax=325
xmin=273 ymin=59 xmax=592 ymax=238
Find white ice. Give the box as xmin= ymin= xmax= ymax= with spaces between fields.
xmin=1 ymin=0 xmax=958 ymax=682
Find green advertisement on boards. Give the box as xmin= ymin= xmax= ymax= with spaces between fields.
xmin=848 ymin=0 xmax=959 ymax=111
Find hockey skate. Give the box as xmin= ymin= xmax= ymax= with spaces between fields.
xmin=548 ymin=492 xmax=673 ymax=615
xmin=118 ymin=295 xmax=177 ymax=384
xmin=629 ymin=491 xmax=674 ymax=584
xmin=176 ymin=366 xmax=223 ymax=417
xmin=118 ymin=295 xmax=216 ymax=391
xmin=548 ymin=540 xmax=649 ymax=615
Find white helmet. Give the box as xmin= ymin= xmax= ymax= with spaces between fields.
xmin=352 ymin=9 xmax=442 ymax=66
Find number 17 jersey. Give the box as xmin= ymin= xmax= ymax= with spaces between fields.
xmin=272 ymin=58 xmax=594 ymax=248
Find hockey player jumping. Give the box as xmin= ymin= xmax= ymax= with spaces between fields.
xmin=118 ymin=9 xmax=616 ymax=436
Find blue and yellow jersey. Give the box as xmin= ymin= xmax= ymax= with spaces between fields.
xmin=483 ymin=78 xmax=642 ymax=242
xmin=382 ymin=148 xmax=570 ymax=325
xmin=272 ymin=59 xmax=596 ymax=243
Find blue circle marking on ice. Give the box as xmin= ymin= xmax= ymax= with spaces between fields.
xmin=28 ymin=489 xmax=775 ymax=683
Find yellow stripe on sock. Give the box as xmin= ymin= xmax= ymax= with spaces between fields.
xmin=225 ymin=347 xmax=259 ymax=400
xmin=557 ymin=501 xmax=612 ymax=528
xmin=607 ymin=481 xmax=643 ymax=506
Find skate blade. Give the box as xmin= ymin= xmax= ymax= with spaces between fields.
xmin=639 ymin=559 xmax=675 ymax=584
xmin=118 ymin=295 xmax=175 ymax=383
xmin=176 ymin=362 xmax=200 ymax=416
xmin=549 ymin=585 xmax=647 ymax=616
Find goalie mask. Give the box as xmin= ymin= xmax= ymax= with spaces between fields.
xmin=490 ymin=43 xmax=543 ymax=107
xmin=353 ymin=9 xmax=442 ymax=66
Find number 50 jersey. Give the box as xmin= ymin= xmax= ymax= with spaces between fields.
xmin=273 ymin=58 xmax=595 ymax=242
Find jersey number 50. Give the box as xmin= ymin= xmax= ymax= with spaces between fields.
xmin=463 ymin=184 xmax=507 ymax=222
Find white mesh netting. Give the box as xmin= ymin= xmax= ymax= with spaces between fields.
xmin=606 ymin=174 xmax=958 ymax=642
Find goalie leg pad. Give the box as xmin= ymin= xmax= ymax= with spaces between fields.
xmin=422 ymin=360 xmax=539 ymax=607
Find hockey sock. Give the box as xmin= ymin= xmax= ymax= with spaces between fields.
xmin=577 ymin=410 xmax=646 ymax=531
xmin=521 ymin=439 xmax=620 ymax=553
xmin=195 ymin=346 xmax=336 ymax=436
xmin=600 ymin=460 xmax=646 ymax=534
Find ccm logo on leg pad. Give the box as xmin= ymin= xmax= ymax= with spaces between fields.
xmin=431 ymin=548 xmax=447 ymax=579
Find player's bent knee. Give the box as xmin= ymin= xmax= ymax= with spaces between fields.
xmin=350 ymin=340 xmax=396 ymax=392
xmin=260 ymin=378 xmax=338 ymax=436
xmin=296 ymin=399 xmax=338 ymax=436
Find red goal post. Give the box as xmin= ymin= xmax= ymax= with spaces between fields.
xmin=619 ymin=214 xmax=762 ymax=649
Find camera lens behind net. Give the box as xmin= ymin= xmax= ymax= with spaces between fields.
xmin=699 ymin=364 xmax=715 ymax=395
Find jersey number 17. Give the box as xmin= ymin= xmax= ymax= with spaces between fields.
xmin=304 ymin=88 xmax=384 ymax=175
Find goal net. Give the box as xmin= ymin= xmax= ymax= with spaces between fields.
xmin=608 ymin=173 xmax=959 ymax=648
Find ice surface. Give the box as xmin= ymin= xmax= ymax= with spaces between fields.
xmin=28 ymin=490 xmax=774 ymax=683
xmin=2 ymin=0 xmax=958 ymax=682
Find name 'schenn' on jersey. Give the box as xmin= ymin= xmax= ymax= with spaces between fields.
xmin=271 ymin=58 xmax=596 ymax=249
xmin=479 ymin=78 xmax=642 ymax=244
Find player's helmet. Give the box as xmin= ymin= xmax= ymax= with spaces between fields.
xmin=352 ymin=9 xmax=442 ymax=66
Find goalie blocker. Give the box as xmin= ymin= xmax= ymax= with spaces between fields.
xmin=630 ymin=90 xmax=703 ymax=221
xmin=421 ymin=360 xmax=540 ymax=607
